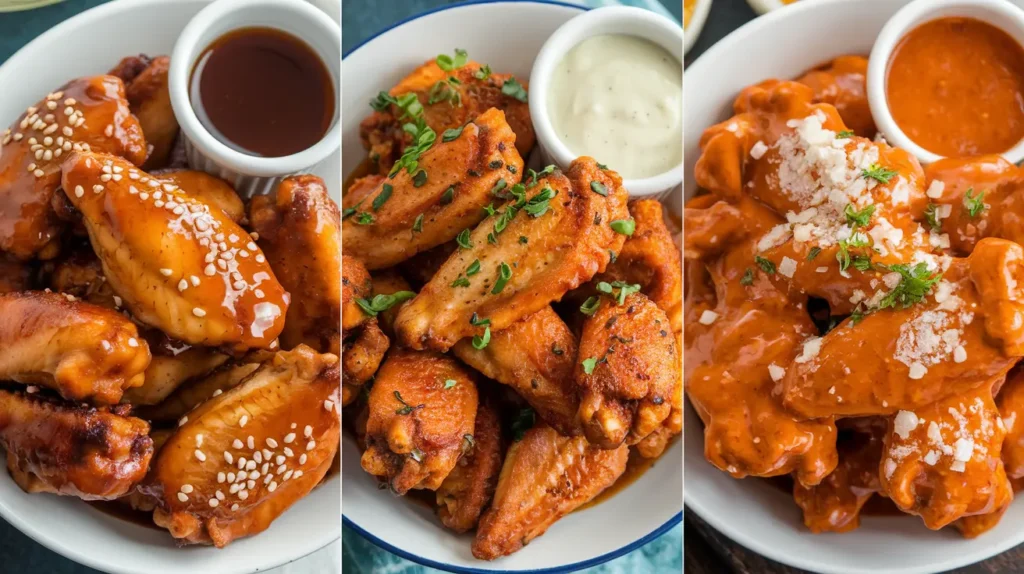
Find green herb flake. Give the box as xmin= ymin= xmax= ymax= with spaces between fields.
xmin=740 ymin=268 xmax=754 ymax=286
xmin=806 ymin=247 xmax=822 ymax=261
xmin=412 ymin=213 xmax=424 ymax=233
xmin=372 ymin=184 xmax=393 ymax=212
xmin=442 ymin=126 xmax=464 ymax=142
xmin=610 ymin=218 xmax=635 ymax=236
xmin=443 ymin=379 xmax=457 ymax=390
xmin=436 ymin=48 xmax=469 ymax=71
xmin=862 ymin=164 xmax=898 ymax=184
xmin=519 ymin=236 xmax=528 ymax=244
xmin=590 ymin=180 xmax=608 ymax=196
xmin=356 ymin=291 xmax=416 ymax=317
xmin=466 ymin=259 xmax=481 ymax=276
xmin=355 ymin=212 xmax=375 ymax=225
xmin=394 ymin=390 xmax=423 ymax=415
xmin=501 ymin=77 xmax=529 ymax=102
xmin=923 ymin=203 xmax=941 ymax=231
xmin=471 ymin=326 xmax=491 ymax=350
xmin=581 ymin=357 xmax=599 ymax=375
xmin=836 ymin=130 xmax=855 ymax=138
xmin=440 ymin=186 xmax=455 ymax=205
xmin=844 ymin=203 xmax=875 ymax=228
xmin=491 ymin=262 xmax=512 ymax=294
xmin=877 ymin=262 xmax=942 ymax=309
xmin=412 ymin=169 xmax=428 ymax=187
xmin=456 ymin=229 xmax=473 ymax=249
xmin=964 ymin=188 xmax=986 ymax=217
xmin=473 ymin=64 xmax=492 ymax=80
xmin=450 ymin=276 xmax=470 ymax=288
xmin=470 ymin=313 xmax=490 ymax=327
xmin=580 ymin=296 xmax=601 ymax=316
xmin=754 ymin=255 xmax=776 ymax=274
xmin=524 ymin=187 xmax=555 ymax=217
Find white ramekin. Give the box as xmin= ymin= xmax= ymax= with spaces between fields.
xmin=168 ymin=0 xmax=340 ymax=198
xmin=867 ymin=0 xmax=1024 ymax=165
xmin=528 ymin=6 xmax=684 ymax=200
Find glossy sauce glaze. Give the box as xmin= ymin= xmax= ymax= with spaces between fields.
xmin=887 ymin=17 xmax=1024 ymax=157
xmin=547 ymin=35 xmax=682 ymax=179
xmin=190 ymin=27 xmax=334 ymax=158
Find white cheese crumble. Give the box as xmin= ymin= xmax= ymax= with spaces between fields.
xmin=699 ymin=310 xmax=719 ymax=325
xmin=893 ymin=411 xmax=920 ymax=439
xmin=768 ymin=363 xmax=787 ymax=382
xmin=794 ymin=336 xmax=822 ymax=363
xmin=778 ymin=256 xmax=798 ymax=278
xmin=750 ymin=140 xmax=768 ymax=159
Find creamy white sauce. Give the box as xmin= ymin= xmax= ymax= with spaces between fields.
xmin=548 ymin=34 xmax=682 ymax=179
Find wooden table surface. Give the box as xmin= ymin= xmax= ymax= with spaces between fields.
xmin=684 ymin=0 xmax=1024 ymax=572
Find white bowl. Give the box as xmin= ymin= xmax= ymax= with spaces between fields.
xmin=169 ymin=0 xmax=341 ymax=198
xmin=528 ymin=5 xmax=683 ymax=200
xmin=684 ymin=0 xmax=713 ymax=53
xmin=866 ymin=0 xmax=1024 ymax=165
xmin=685 ymin=0 xmax=1024 ymax=572
xmin=341 ymin=2 xmax=682 ymax=572
xmin=0 ymin=1 xmax=340 ymax=572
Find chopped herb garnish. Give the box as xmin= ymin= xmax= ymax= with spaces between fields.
xmin=356 ymin=291 xmax=416 ymax=317
xmin=372 ymin=184 xmax=393 ymax=212
xmin=471 ymin=326 xmax=491 ymax=349
xmin=964 ymin=188 xmax=986 ymax=217
xmin=581 ymin=357 xmax=598 ymax=375
xmin=852 ymin=255 xmax=873 ymax=271
xmin=470 ymin=313 xmax=490 ymax=327
xmin=519 ymin=236 xmax=528 ymax=244
xmin=850 ymin=307 xmax=865 ymax=325
xmin=443 ymin=379 xmax=457 ymax=390
xmin=610 ymin=218 xmax=635 ymax=236
xmin=501 ymin=77 xmax=528 ymax=102
xmin=923 ymin=203 xmax=941 ymax=230
xmin=442 ymin=126 xmax=464 ymax=142
xmin=473 ymin=64 xmax=491 ymax=80
xmin=862 ymin=163 xmax=898 ymax=184
xmin=412 ymin=213 xmax=424 ymax=233
xmin=590 ymin=180 xmax=608 ymax=196
xmin=436 ymin=48 xmax=468 ymax=71
xmin=355 ymin=212 xmax=375 ymax=225
xmin=487 ymin=232 xmax=498 ymax=245
xmin=482 ymin=203 xmax=497 ymax=217
xmin=428 ymin=78 xmax=461 ymax=106
xmin=466 ymin=259 xmax=481 ymax=276
xmin=440 ymin=186 xmax=455 ymax=205
xmin=370 ymin=91 xmax=398 ymax=112
xmin=877 ymin=262 xmax=942 ymax=309
xmin=410 ymin=448 xmax=425 ymax=462
xmin=597 ymin=162 xmax=609 ymax=170
xmin=609 ymin=250 xmax=618 ymax=264
xmin=836 ymin=130 xmax=855 ymax=138
xmin=740 ymin=267 xmax=754 ymax=286
xmin=450 ymin=276 xmax=470 ymax=288
xmin=456 ymin=229 xmax=473 ymax=249
xmin=510 ymin=407 xmax=535 ymax=441
xmin=844 ymin=203 xmax=875 ymax=228
xmin=394 ymin=391 xmax=423 ymax=415
xmin=491 ymin=178 xmax=507 ymax=198
xmin=524 ymin=187 xmax=555 ymax=217
xmin=596 ymin=280 xmax=641 ymax=305
xmin=580 ymin=296 xmax=601 ymax=316
xmin=525 ymin=165 xmax=555 ymax=186
xmin=806 ymin=247 xmax=822 ymax=261
xmin=491 ymin=262 xmax=512 ymax=294
xmin=342 ymin=200 xmax=362 ymax=220
xmin=754 ymin=255 xmax=776 ymax=274
xmin=412 ymin=170 xmax=428 ymax=187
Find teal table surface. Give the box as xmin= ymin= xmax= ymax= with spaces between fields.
xmin=341 ymin=2 xmax=682 ymax=574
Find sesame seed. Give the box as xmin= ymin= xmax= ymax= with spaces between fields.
xmin=255 ymin=254 xmax=266 ymax=263
xmin=283 ymin=433 xmax=295 ymax=444
xmin=190 ymin=275 xmax=200 ymax=286
xmin=204 ymin=264 xmax=216 ymax=276
xmin=129 ymin=172 xmax=139 ymax=180
xmin=240 ymin=415 xmax=248 ymax=428
xmin=193 ymin=307 xmax=207 ymax=317
xmin=229 ymin=483 xmax=241 ymax=494
xmin=237 ymin=456 xmax=247 ymax=469
xmin=216 ymin=490 xmax=225 ymax=501
xmin=128 ymin=337 xmax=138 ymax=347
xmin=177 ymin=492 xmax=188 ymax=502
xmin=253 ymin=451 xmax=263 ymax=464
xmin=276 ymin=465 xmax=287 ymax=474
xmin=46 ymin=101 xmax=56 ymax=110
xmin=194 ymin=450 xmax=206 ymax=462
xmin=264 ymin=474 xmax=273 ymax=485
xmin=179 ymin=416 xmax=188 ymax=426
xmin=231 ymin=504 xmax=239 ymax=511
xmin=233 ymin=280 xmax=246 ymax=290
xmin=112 ymin=174 xmax=122 ymax=181
xmin=247 ymin=436 xmax=255 ymax=450
xmin=306 ymin=440 xmax=316 ymax=451
xmin=276 ymin=456 xmax=285 ymax=465
xmin=247 ymin=479 xmax=256 ymax=489
xmin=324 ymin=400 xmax=335 ymax=412
xmin=227 ymin=472 xmax=236 ymax=482
xmin=261 ymin=462 xmax=270 ymax=474
xmin=236 ymin=470 xmax=247 ymax=481
xmin=178 ymin=279 xmax=188 ymax=291
xmin=92 ymin=184 xmax=104 ymax=193
xmin=42 ymin=150 xmax=52 ymax=161
xmin=181 ymin=484 xmax=194 ymax=493
xmin=104 ymin=124 xmax=113 ymax=137
xmin=43 ymin=124 xmax=57 ymax=135
xmin=224 ymin=451 xmax=234 ymax=464
xmin=217 ymin=472 xmax=226 ymax=483
xmin=238 ymin=491 xmax=249 ymax=501
xmin=299 ymin=454 xmax=308 ymax=465
xmin=113 ymin=296 xmax=122 ymax=307
xmin=100 ymin=174 xmax=111 ymax=182
xmin=266 ymin=437 xmax=278 ymax=449
xmin=303 ymin=425 xmax=313 ymax=438
xmin=293 ymin=470 xmax=303 ymax=479
xmin=283 ymin=447 xmax=294 ymax=457
xmin=195 ymin=434 xmax=204 ymax=447
xmin=245 ymin=460 xmax=256 ymax=471
xmin=239 ymin=250 xmax=250 ymax=258
xmin=250 ymin=232 xmax=259 ymax=240
xmin=233 ymin=439 xmax=243 ymax=449
xmin=139 ymin=192 xmax=149 ymax=200
xmin=217 ymin=259 xmax=227 ymax=270
xmin=160 ymin=268 xmax=172 ymax=276
xmin=212 ymin=389 xmax=222 ymax=397
xmin=283 ymin=470 xmax=293 ymax=481
xmin=34 ymin=150 xmax=43 ymax=160
xmin=209 ymin=498 xmax=219 ymax=508
xmin=268 ymin=481 xmax=278 ymax=493
xmin=62 ymin=126 xmax=73 ymax=137
xmin=148 ymin=179 xmax=159 ymax=188
xmin=74 ymin=185 xmax=84 ymax=198
xmin=12 ymin=133 xmax=22 ymax=141
xmin=173 ymin=206 xmax=185 ymax=215
xmin=33 ymin=169 xmax=44 ymax=178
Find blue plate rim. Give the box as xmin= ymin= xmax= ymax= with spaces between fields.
xmin=342 ymin=1 xmax=682 ymax=572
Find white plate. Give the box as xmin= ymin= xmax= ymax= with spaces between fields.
xmin=0 ymin=1 xmax=340 ymax=573
xmin=684 ymin=0 xmax=712 ymax=53
xmin=684 ymin=0 xmax=1024 ymax=572
xmin=341 ymin=2 xmax=682 ymax=572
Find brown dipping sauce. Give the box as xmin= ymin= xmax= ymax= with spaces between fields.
xmin=886 ymin=17 xmax=1024 ymax=157
xmin=190 ymin=27 xmax=335 ymax=158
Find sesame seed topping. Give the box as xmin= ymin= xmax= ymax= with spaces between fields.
xmin=190 ymin=275 xmax=200 ymax=286
xmin=224 ymin=452 xmax=234 ymax=464
xmin=240 ymin=415 xmax=249 ymax=428
xmin=324 ymin=400 xmax=335 ymax=412
xmin=247 ymin=479 xmax=256 ymax=489
xmin=177 ymin=492 xmax=188 ymax=502
xmin=283 ymin=470 xmax=293 ymax=481
xmin=217 ymin=472 xmax=226 ymax=483
xmin=193 ymin=307 xmax=207 ymax=317
xmin=231 ymin=503 xmax=239 ymax=511
xmin=245 ymin=460 xmax=256 ymax=471
xmin=303 ymin=425 xmax=313 ymax=438
xmin=276 ymin=455 xmax=285 ymax=465
xmin=216 ymin=490 xmax=225 ymax=501
xmin=204 ymin=264 xmax=216 ymax=276
xmin=160 ymin=268 xmax=172 ymax=276
xmin=293 ymin=470 xmax=303 ymax=479
xmin=233 ymin=439 xmax=243 ymax=449
xmin=128 ymin=337 xmax=138 ymax=347
xmin=299 ymin=454 xmax=307 ymax=465
xmin=74 ymin=185 xmax=84 ymax=198
xmin=212 ymin=389 xmax=222 ymax=397
xmin=306 ymin=440 xmax=316 ymax=451
xmin=253 ymin=451 xmax=263 ymax=464
xmin=229 ymin=483 xmax=241 ymax=494
xmin=268 ymin=481 xmax=278 ymax=492
xmin=178 ymin=279 xmax=188 ymax=291
xmin=196 ymin=434 xmax=204 ymax=447
xmin=283 ymin=433 xmax=295 ymax=444
xmin=209 ymin=498 xmax=219 ymax=508
xmin=237 ymin=458 xmax=246 ymax=470
xmin=181 ymin=484 xmax=194 ymax=494
xmin=238 ymin=490 xmax=249 ymax=501
xmin=276 ymin=465 xmax=287 ymax=475
xmin=194 ymin=450 xmax=207 ymax=462
xmin=266 ymin=437 xmax=279 ymax=448
xmin=104 ymin=124 xmax=113 ymax=137
xmin=255 ymin=254 xmax=266 ymax=263
xmin=93 ymin=184 xmax=103 ymax=193
xmin=179 ymin=416 xmax=188 ymax=426
xmin=248 ymin=436 xmax=256 ymax=450
xmin=33 ymin=169 xmax=44 ymax=178
xmin=283 ymin=447 xmax=294 ymax=457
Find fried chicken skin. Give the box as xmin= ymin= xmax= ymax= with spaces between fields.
xmin=146 ymin=346 xmax=340 ymax=547
xmin=121 ymin=348 xmax=229 ymax=406
xmin=879 ymin=384 xmax=1012 ymax=530
xmin=0 ymin=257 xmax=31 ymax=294
xmin=342 ymin=255 xmax=372 ymax=332
xmin=118 ymin=56 xmax=178 ymax=170
xmin=152 ymin=169 xmax=245 ymax=224
xmin=0 ymin=389 xmax=152 ymax=500
xmin=251 ymin=175 xmax=341 ymax=354
xmin=44 ymin=246 xmax=119 ymax=309
xmin=575 ymin=292 xmax=677 ymax=449
xmin=0 ymin=292 xmax=150 ymax=404
xmin=472 ymin=424 xmax=628 ymax=560
xmin=61 ymin=151 xmax=289 ymax=351
xmin=395 ymin=157 xmax=628 ymax=352
xmin=436 ymin=399 xmax=503 ymax=533
xmin=0 ymin=76 xmax=147 ymax=259
xmin=793 ymin=417 xmax=886 ymax=533
xmin=452 ymin=306 xmax=581 ymax=436
xmin=341 ymin=319 xmax=389 ymax=407
xmin=361 ymin=349 xmax=479 ymax=494
xmin=344 ymin=108 xmax=524 ymax=269
xmin=796 ymin=55 xmax=875 ymax=138
xmin=782 ymin=239 xmax=1024 ymax=419
xmin=135 ymin=360 xmax=262 ymax=424
xmin=360 ymin=60 xmax=533 ymax=172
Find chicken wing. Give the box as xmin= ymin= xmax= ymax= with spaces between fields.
xmin=341 ymin=319 xmax=388 ymax=407
xmin=61 ymin=151 xmax=289 ymax=351
xmin=796 ymin=55 xmax=875 ymax=138
xmin=435 ymin=399 xmax=503 ymax=533
xmin=360 ymin=59 xmax=533 ymax=173
xmin=146 ymin=345 xmax=340 ymax=547
xmin=251 ymin=175 xmax=341 ymax=354
xmin=395 ymin=157 xmax=628 ymax=352
xmin=399 ymin=241 xmax=456 ymax=288
xmin=452 ymin=306 xmax=581 ymax=436
xmin=0 ymin=389 xmax=152 ymax=500
xmin=370 ymin=270 xmax=413 ymax=337
xmin=342 ymin=255 xmax=372 ymax=332
xmin=361 ymin=349 xmax=478 ymax=494
xmin=152 ymin=169 xmax=245 ymax=224
xmin=575 ymin=292 xmax=677 ymax=449
xmin=472 ymin=424 xmax=628 ymax=560
xmin=344 ymin=107 xmax=524 ymax=269
xmin=121 ymin=348 xmax=229 ymax=406
xmin=0 ymin=291 xmax=150 ymax=404
xmin=119 ymin=56 xmax=178 ymax=170
xmin=880 ymin=384 xmax=1012 ymax=530
xmin=0 ymin=257 xmax=31 ymax=294
xmin=135 ymin=360 xmax=263 ymax=424
xmin=44 ymin=246 xmax=119 ymax=309
xmin=0 ymin=76 xmax=147 ymax=259
xmin=781 ymin=238 xmax=1024 ymax=419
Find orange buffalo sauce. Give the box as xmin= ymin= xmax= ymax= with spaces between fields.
xmin=886 ymin=17 xmax=1024 ymax=157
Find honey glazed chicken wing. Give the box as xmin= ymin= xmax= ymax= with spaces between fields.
xmin=360 ymin=349 xmax=478 ymax=494
xmin=119 ymin=56 xmax=179 ymax=170
xmin=685 ymin=196 xmax=838 ymax=486
xmin=0 ymin=256 xmax=31 ymax=294
xmin=152 ymin=169 xmax=246 ymax=224
xmin=121 ymin=347 xmax=229 ymax=406
xmin=0 ymin=389 xmax=153 ymax=500
xmin=575 ymin=292 xmax=677 ymax=449
xmin=343 ymin=108 xmax=524 ymax=269
xmin=452 ymin=306 xmax=581 ymax=436
xmin=147 ymin=346 xmax=340 ymax=547
xmin=61 ymin=151 xmax=289 ymax=351
xmin=136 ymin=359 xmax=262 ymax=424
xmin=360 ymin=60 xmax=534 ymax=173
xmin=435 ymin=398 xmax=503 ymax=533
xmin=880 ymin=384 xmax=1012 ymax=530
xmin=0 ymin=77 xmax=147 ymax=259
xmin=395 ymin=157 xmax=628 ymax=352
xmin=796 ymin=55 xmax=875 ymax=138
xmin=793 ymin=417 xmax=886 ymax=533
xmin=251 ymin=175 xmax=341 ymax=354
xmin=0 ymin=292 xmax=150 ymax=404
xmin=43 ymin=246 xmax=119 ymax=309
xmin=782 ymin=238 xmax=1024 ymax=419
xmin=472 ymin=424 xmax=628 ymax=560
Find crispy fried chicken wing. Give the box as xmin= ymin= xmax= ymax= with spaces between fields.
xmin=395 ymin=157 xmax=628 ymax=352
xmin=61 ymin=151 xmax=289 ymax=351
xmin=452 ymin=306 xmax=581 ymax=436
xmin=361 ymin=349 xmax=478 ymax=494
xmin=370 ymin=270 xmax=414 ymax=337
xmin=0 ymin=291 xmax=150 ymax=404
xmin=0 ymin=389 xmax=152 ymax=500
xmin=146 ymin=346 xmax=340 ymax=547
xmin=119 ymin=56 xmax=178 ymax=170
xmin=252 ymin=175 xmax=341 ymax=354
xmin=360 ymin=60 xmax=533 ymax=173
xmin=472 ymin=424 xmax=628 ymax=560
xmin=344 ymin=108 xmax=524 ymax=269
xmin=341 ymin=319 xmax=388 ymax=407
xmin=0 ymin=76 xmax=147 ymax=259
xmin=435 ymin=399 xmax=503 ymax=533
xmin=342 ymin=255 xmax=372 ymax=332
xmin=575 ymin=292 xmax=677 ymax=449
